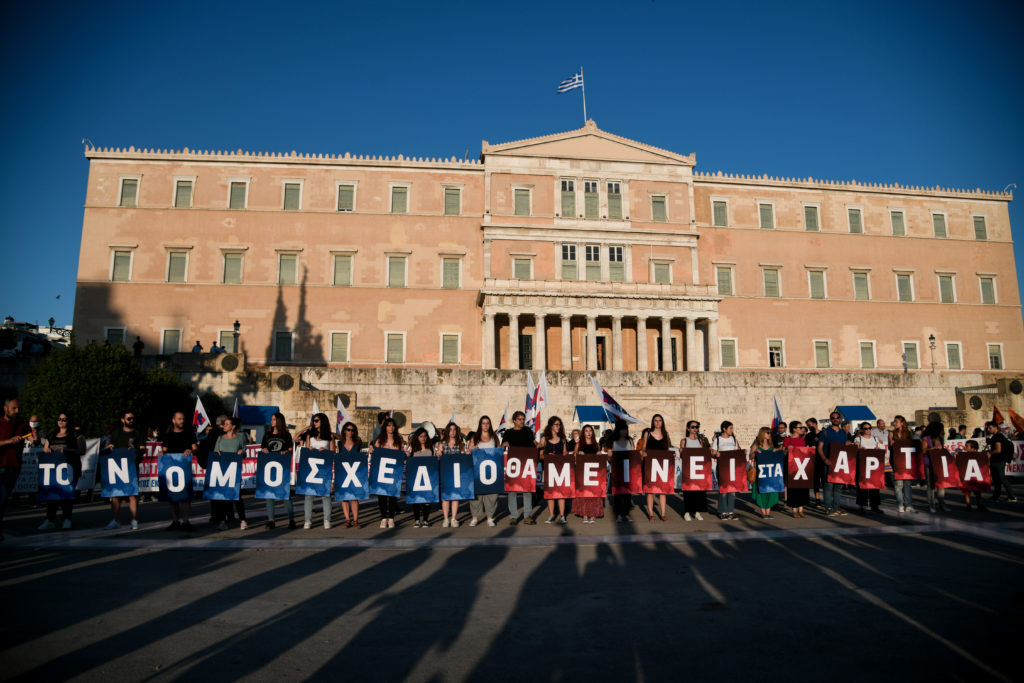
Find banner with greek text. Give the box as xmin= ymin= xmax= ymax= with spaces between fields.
xmin=827 ymin=443 xmax=857 ymax=486
xmin=333 ymin=451 xmax=369 ymax=501
xmin=891 ymin=440 xmax=925 ymax=480
xmin=472 ymin=448 xmax=504 ymax=495
xmin=929 ymin=449 xmax=961 ymax=488
xmin=956 ymin=452 xmax=991 ymax=491
xmin=440 ymin=452 xmax=475 ymax=501
xmin=716 ymin=450 xmax=748 ymax=493
xmin=610 ymin=450 xmax=643 ymax=494
xmin=504 ymin=448 xmax=538 ymax=493
xmin=643 ymin=450 xmax=674 ymax=495
xmin=296 ymin=447 xmax=334 ymax=497
xmin=100 ymin=449 xmax=139 ymax=498
xmin=755 ymin=450 xmax=785 ymax=494
xmin=158 ymin=453 xmax=193 ymax=502
xmin=406 ymin=457 xmax=440 ymax=504
xmin=787 ymin=446 xmax=816 ymax=489
xmin=574 ymin=452 xmax=608 ymax=498
xmin=369 ymin=448 xmax=406 ymax=498
xmin=680 ymin=448 xmax=714 ymax=491
xmin=857 ymin=449 xmax=886 ymax=489
xmin=37 ymin=452 xmax=76 ymax=501
xmin=544 ymin=452 xmax=575 ymax=499
xmin=203 ymin=452 xmax=243 ymax=500
xmin=255 ymin=451 xmax=293 ymax=500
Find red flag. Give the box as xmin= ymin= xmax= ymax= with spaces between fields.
xmin=643 ymin=450 xmax=675 ymax=494
xmin=680 ymin=448 xmax=714 ymax=491
xmin=993 ymin=405 xmax=1007 ymax=430
xmin=716 ymin=450 xmax=748 ymax=493
xmin=574 ymin=452 xmax=608 ymax=498
xmin=956 ymin=453 xmax=991 ymax=491
xmin=827 ymin=443 xmax=857 ymax=485
xmin=504 ymin=448 xmax=537 ymax=493
xmin=891 ymin=440 xmax=925 ymax=480
xmin=929 ymin=449 xmax=962 ymax=488
xmin=787 ymin=446 xmax=816 ymax=489
xmin=857 ymin=448 xmax=886 ymax=489
xmin=610 ymin=450 xmax=643 ymax=494
xmin=543 ymin=452 xmax=575 ymax=499
xmin=1008 ymin=409 xmax=1024 ymax=435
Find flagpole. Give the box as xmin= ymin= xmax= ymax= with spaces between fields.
xmin=580 ymin=66 xmax=587 ymax=124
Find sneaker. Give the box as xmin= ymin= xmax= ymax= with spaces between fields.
xmin=909 ymin=507 xmax=918 ymax=514
xmin=104 ymin=519 xmax=120 ymax=530
xmin=729 ymin=513 xmax=738 ymax=520
xmin=695 ymin=513 xmax=703 ymax=521
xmin=266 ymin=520 xmax=276 ymax=529
xmin=442 ymin=519 xmax=450 ymax=528
xmin=387 ymin=518 xmax=395 ymax=529
xmin=624 ymin=515 xmax=633 ymax=522
xmin=616 ymin=515 xmax=624 ymax=522
xmin=38 ymin=520 xmax=55 ymax=531
xmin=240 ymin=521 xmax=248 ymax=530
xmin=380 ymin=519 xmax=388 ymax=529
xmin=719 ymin=513 xmax=729 ymax=520
xmin=469 ymin=518 xmax=480 ymax=527
xmin=288 ymin=520 xmax=298 ymax=529
xmin=940 ymin=502 xmax=951 ymax=513
xmin=837 ymin=509 xmax=848 ymax=516
xmin=487 ymin=518 xmax=496 ymax=527
xmin=130 ymin=520 xmax=139 ymax=531
xmin=182 ymin=522 xmax=195 ymax=532
xmin=897 ymin=505 xmax=905 ymax=513
xmin=684 ymin=512 xmax=692 ymax=521
xmin=929 ymin=506 xmax=937 ymax=514
xmin=558 ymin=515 xmax=567 ymax=524
xmin=545 ymin=516 xmax=555 ymax=524
xmin=524 ymin=518 xmax=536 ymax=525
xmin=216 ymin=521 xmax=228 ymax=531
xmin=164 ymin=521 xmax=181 ymax=531
xmin=61 ymin=519 xmax=72 ymax=530
xmin=323 ymin=521 xmax=331 ymax=529
xmin=305 ymin=521 xmax=313 ymax=530
xmin=509 ymin=518 xmax=519 ymax=526
xmin=413 ymin=520 xmax=421 ymax=528
xmin=1009 ymin=497 xmax=1018 ymax=502
xmin=421 ymin=521 xmax=429 ymax=527
xmin=452 ymin=519 xmax=460 ymax=527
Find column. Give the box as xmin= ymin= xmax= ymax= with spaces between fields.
xmin=509 ymin=313 xmax=519 ymax=370
xmin=533 ymin=314 xmax=546 ymax=371
xmin=660 ymin=317 xmax=672 ymax=371
xmin=483 ymin=313 xmax=495 ymax=369
xmin=586 ymin=315 xmax=598 ymax=372
xmin=685 ymin=317 xmax=696 ymax=372
xmin=611 ymin=315 xmax=623 ymax=371
xmin=636 ymin=316 xmax=649 ymax=371
xmin=560 ymin=314 xmax=572 ymax=370
xmin=707 ymin=318 xmax=719 ymax=371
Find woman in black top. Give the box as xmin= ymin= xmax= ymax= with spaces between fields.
xmin=369 ymin=417 xmax=404 ymax=528
xmin=39 ymin=412 xmax=85 ymax=530
xmin=261 ymin=412 xmax=295 ymax=529
xmin=539 ymin=416 xmax=569 ymax=524
xmin=642 ymin=414 xmax=672 ymax=521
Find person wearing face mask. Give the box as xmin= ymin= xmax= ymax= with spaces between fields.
xmin=102 ymin=410 xmax=145 ymax=531
xmin=0 ymin=398 xmax=32 ymax=542
xmin=26 ymin=415 xmax=45 ymax=447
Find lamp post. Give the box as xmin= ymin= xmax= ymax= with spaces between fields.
xmin=47 ymin=317 xmax=55 ymax=331
xmin=232 ymin=320 xmax=240 ymax=353
xmin=929 ymin=334 xmax=937 ymax=374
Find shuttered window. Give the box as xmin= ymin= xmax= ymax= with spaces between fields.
xmin=174 ymin=181 xmax=192 ymax=208
xmin=167 ymin=252 xmax=187 ymax=283
xmin=584 ymin=181 xmax=598 ymax=219
xmin=585 ymin=245 xmax=601 ymax=281
xmin=442 ymin=335 xmax=459 ymax=364
xmin=119 ymin=179 xmax=138 ymax=207
xmin=391 ymin=186 xmax=408 ymax=214
xmin=442 ymin=258 xmax=460 ymax=289
xmin=333 ymin=254 xmax=352 ymax=286
xmin=388 ymin=256 xmax=406 ymax=287
xmin=278 ymin=254 xmax=297 ymax=285
xmin=331 ymin=332 xmax=349 ymax=362
xmin=162 ymin=330 xmax=181 ymax=354
xmin=513 ymin=258 xmax=531 ymax=279
xmin=607 ymin=183 xmax=622 ymax=219
xmin=809 ymin=271 xmax=825 ymax=299
xmin=337 ymin=184 xmax=355 ymax=212
xmin=896 ymin=274 xmax=913 ymax=302
xmin=720 ymin=340 xmax=737 ymax=368
xmin=229 ymin=182 xmax=246 ymax=209
xmin=946 ymin=344 xmax=961 ymax=370
xmin=283 ymin=183 xmax=301 ymax=211
xmin=988 ymin=344 xmax=1002 ymax=370
xmin=804 ymin=205 xmax=819 ymax=231
xmin=932 ymin=214 xmax=947 ymax=238
xmin=223 ymin=253 xmax=243 ymax=284
xmin=651 ymin=196 xmax=667 ymax=222
xmin=560 ymin=179 xmax=575 ymax=217
xmin=938 ymin=275 xmax=955 ymax=303
xmin=653 ymin=263 xmax=670 ymax=284
xmin=853 ymin=272 xmax=869 ymax=300
xmin=973 ymin=216 xmax=987 ymax=240
xmin=860 ymin=342 xmax=875 ymax=369
xmin=890 ymin=211 xmax=905 ymax=236
xmin=274 ymin=332 xmax=293 ymax=362
xmin=386 ymin=334 xmax=404 ymax=363
xmin=608 ymin=246 xmax=624 ymax=282
xmin=112 ymin=251 xmax=131 ymax=281
xmin=713 ymin=201 xmax=728 ymax=227
xmin=903 ymin=343 xmax=919 ymax=369
xmin=514 ymin=189 xmax=530 ymax=216
xmin=106 ymin=328 xmax=125 ymax=345
xmin=444 ymin=187 xmax=460 ymax=216
xmin=758 ymin=203 xmax=774 ymax=229
xmin=716 ymin=266 xmax=732 ymax=295
xmin=848 ymin=208 xmax=863 ymax=234
xmin=561 ymin=244 xmax=577 ymax=280
xmin=815 ymin=341 xmax=830 ymax=368
xmin=768 ymin=340 xmax=784 ymax=368
xmin=763 ymin=268 xmax=780 ymax=297
xmin=980 ymin=277 xmax=995 ymax=304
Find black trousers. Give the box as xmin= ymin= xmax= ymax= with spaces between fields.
xmin=612 ymin=494 xmax=633 ymax=516
xmin=46 ymin=500 xmax=74 ymax=521
xmin=683 ymin=490 xmax=708 ymax=513
xmin=211 ymin=499 xmax=245 ymax=523
xmin=412 ymin=503 xmax=431 ymax=521
xmin=991 ymin=462 xmax=1016 ymax=500
xmin=378 ymin=495 xmax=399 ymax=519
xmin=856 ymin=488 xmax=881 ymax=508
xmin=813 ymin=457 xmax=827 ymax=493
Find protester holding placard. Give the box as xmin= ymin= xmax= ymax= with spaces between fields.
xmin=854 ymin=422 xmax=884 ymax=514
xmin=211 ymin=416 xmax=249 ymax=530
xmin=961 ymin=440 xmax=990 ymax=512
xmin=890 ymin=415 xmax=917 ymax=513
xmin=370 ymin=416 xmax=403 ymax=528
xmin=336 ymin=421 xmax=363 ymax=528
xmin=573 ymin=424 xmax=605 ymax=523
xmin=784 ymin=421 xmax=809 ymax=518
xmin=749 ymin=428 xmax=779 ymax=518
xmin=711 ymin=421 xmax=741 ymax=520
xmin=435 ymin=423 xmax=465 ymax=528
xmin=922 ymin=422 xmax=949 ymax=513
xmin=468 ymin=416 xmax=499 ymax=527
xmin=803 ymin=418 xmax=823 ymax=508
xmin=680 ymin=420 xmax=709 ymax=521
xmin=611 ymin=419 xmax=636 ymax=522
xmin=0 ymin=398 xmax=31 ymax=541
xmin=502 ymin=411 xmax=536 ymax=525
xmin=408 ymin=427 xmax=435 ymax=527
xmin=641 ymin=414 xmax=672 ymax=522
xmin=986 ymin=421 xmax=1017 ymax=503
xmin=102 ymin=410 xmax=144 ymax=531
xmin=540 ymin=416 xmax=570 ymax=524
xmin=299 ymin=413 xmax=336 ymax=529
xmin=817 ymin=411 xmax=850 ymax=516
xmin=261 ymin=412 xmax=296 ymax=529
xmin=161 ymin=411 xmax=198 ymax=531
xmin=37 ymin=412 xmax=84 ymax=530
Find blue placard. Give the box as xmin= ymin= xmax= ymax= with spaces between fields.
xmin=203 ymin=452 xmax=243 ymax=500
xmin=368 ymin=448 xmax=406 ymax=497
xmin=100 ymin=448 xmax=139 ymax=498
xmin=756 ymin=450 xmax=786 ymax=494
xmin=472 ymin=448 xmax=505 ymax=495
xmin=296 ymin=447 xmax=334 ymax=497
xmin=334 ymin=451 xmax=370 ymax=501
xmin=254 ymin=451 xmax=292 ymax=500
xmin=158 ymin=453 xmax=193 ymax=502
xmin=37 ymin=452 xmax=76 ymax=501
xmin=406 ymin=457 xmax=440 ymax=504
xmin=440 ymin=452 xmax=475 ymax=501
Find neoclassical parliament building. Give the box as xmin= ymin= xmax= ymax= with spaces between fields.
xmin=74 ymin=121 xmax=1021 ymax=378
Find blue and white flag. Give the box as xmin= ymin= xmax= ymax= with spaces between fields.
xmin=771 ymin=395 xmax=785 ymax=434
xmin=440 ymin=452 xmax=475 ymax=501
xmin=296 ymin=447 xmax=333 ymax=497
xmin=557 ymin=72 xmax=583 ymax=93
xmin=406 ymin=457 xmax=440 ymax=504
xmin=158 ymin=453 xmax=193 ymax=502
xmin=369 ymin=448 xmax=406 ymax=498
xmin=756 ymin=450 xmax=786 ymax=494
xmin=334 ymin=451 xmax=369 ymax=501
xmin=472 ymin=448 xmax=505 ymax=495
xmin=254 ymin=451 xmax=292 ymax=500
xmin=100 ymin=448 xmax=139 ymax=498
xmin=37 ymin=452 xmax=76 ymax=501
xmin=203 ymin=452 xmax=243 ymax=501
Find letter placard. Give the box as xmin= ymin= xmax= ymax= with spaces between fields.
xmin=787 ymin=446 xmax=816 ymax=489
xmin=857 ymin=448 xmax=886 ymax=489
xmin=203 ymin=452 xmax=243 ymax=500
xmin=611 ymin=450 xmax=643 ymax=495
xmin=369 ymin=448 xmax=406 ymax=498
xmin=956 ymin=453 xmax=991 ymax=491
xmin=296 ymin=447 xmax=333 ymax=497
xmin=544 ymin=451 xmax=574 ymax=499
xmin=643 ymin=450 xmax=674 ymax=495
xmin=755 ymin=450 xmax=786 ymax=493
xmin=37 ymin=452 xmax=75 ymax=501
xmin=255 ymin=451 xmax=292 ymax=501
xmin=158 ymin=453 xmax=193 ymax=502
xmin=574 ymin=452 xmax=608 ymax=498
xmin=504 ymin=447 xmax=537 ymax=493
xmin=333 ymin=451 xmax=369 ymax=501
xmin=827 ymin=443 xmax=857 ymax=485
xmin=440 ymin=452 xmax=474 ymax=500
xmin=406 ymin=457 xmax=440 ymax=504
xmin=717 ymin=450 xmax=748 ymax=493
xmin=680 ymin=448 xmax=714 ymax=491
xmin=472 ymin=448 xmax=505 ymax=495
xmin=929 ymin=448 xmax=961 ymax=488
xmin=891 ymin=440 xmax=924 ymax=480
xmin=100 ymin=448 xmax=139 ymax=498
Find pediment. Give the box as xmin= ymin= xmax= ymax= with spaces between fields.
xmin=482 ymin=122 xmax=694 ymax=166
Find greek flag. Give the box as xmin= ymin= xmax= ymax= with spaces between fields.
xmin=557 ymin=73 xmax=583 ymax=93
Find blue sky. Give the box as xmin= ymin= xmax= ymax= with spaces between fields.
xmin=2 ymin=0 xmax=1022 ymax=328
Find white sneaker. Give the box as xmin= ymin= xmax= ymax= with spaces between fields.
xmin=442 ymin=519 xmax=450 ymax=528
xmin=323 ymin=521 xmax=331 ymax=529
xmin=130 ymin=520 xmax=139 ymax=531
xmin=452 ymin=518 xmax=460 ymax=527
xmin=694 ymin=512 xmax=703 ymax=521
xmin=487 ymin=518 xmax=496 ymax=527
xmin=909 ymin=507 xmax=918 ymax=514
xmin=104 ymin=519 xmax=120 ymax=530
xmin=387 ymin=518 xmax=395 ymax=529
xmin=61 ymin=519 xmax=72 ymax=530
xmin=897 ymin=505 xmax=905 ymax=513
xmin=625 ymin=515 xmax=633 ymax=522
xmin=38 ymin=520 xmax=55 ymax=531
xmin=304 ymin=521 xmax=313 ymax=529
xmin=683 ymin=512 xmax=692 ymax=521
xmin=240 ymin=521 xmax=248 ymax=530
xmin=469 ymin=518 xmax=480 ymax=527
xmin=379 ymin=519 xmax=387 ymax=529
xmin=558 ymin=515 xmax=567 ymax=524
xmin=545 ymin=516 xmax=555 ymax=524
xmin=413 ymin=520 xmax=422 ymax=528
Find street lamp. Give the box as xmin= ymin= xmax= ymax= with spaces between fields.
xmin=232 ymin=320 xmax=240 ymax=353
xmin=929 ymin=334 xmax=937 ymax=373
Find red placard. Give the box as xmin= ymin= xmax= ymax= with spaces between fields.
xmin=680 ymin=448 xmax=714 ymax=491
xmin=543 ymin=452 xmax=574 ymax=499
xmin=827 ymin=443 xmax=857 ymax=485
xmin=857 ymin=448 xmax=886 ymax=489
xmin=929 ymin=449 xmax=961 ymax=488
xmin=716 ymin=449 xmax=748 ymax=493
xmin=891 ymin=440 xmax=924 ymax=480
xmin=574 ymin=452 xmax=608 ymax=498
xmin=787 ymin=446 xmax=816 ymax=489
xmin=956 ymin=453 xmax=991 ymax=491
xmin=643 ymin=450 xmax=675 ymax=494
xmin=610 ymin=450 xmax=643 ymax=494
xmin=504 ymin=447 xmax=538 ymax=493
xmin=146 ymin=441 xmax=163 ymax=459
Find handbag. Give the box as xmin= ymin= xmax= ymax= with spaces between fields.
xmin=746 ymin=457 xmax=758 ymax=483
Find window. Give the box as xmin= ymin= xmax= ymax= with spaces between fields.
xmin=229 ymin=182 xmax=247 ymax=209
xmin=219 ymin=331 xmax=237 ymax=353
xmin=223 ymin=253 xmax=243 ymax=284
xmin=441 ymin=334 xmax=459 ymax=364
xmin=808 ymin=270 xmax=826 ymax=299
xmin=337 ymin=184 xmax=355 ymax=212
xmin=716 ymin=266 xmax=733 ymax=295
xmin=938 ymin=274 xmax=955 ymax=303
xmin=763 ymin=268 xmax=780 ymax=297
xmin=391 ymin=186 xmax=408 ymax=214
xmin=651 ymin=195 xmax=667 ymax=222
xmin=333 ymin=254 xmax=352 ymax=286
xmin=278 ymin=253 xmax=298 ymax=285
xmin=720 ymin=339 xmax=737 ymax=368
xmin=608 ymin=246 xmax=624 ymax=282
xmin=988 ymin=344 xmax=1003 ymax=370
xmin=973 ymin=216 xmax=988 ymax=241
xmin=584 ymin=181 xmax=598 ymax=219
xmin=902 ymin=342 xmax=919 ymax=370
xmin=713 ymin=200 xmax=728 ymax=227
xmin=386 ymin=333 xmax=405 ymax=363
xmin=514 ymin=188 xmax=530 ymax=216
xmin=848 ymin=208 xmax=863 ymax=234
xmin=853 ymin=272 xmax=870 ymax=301
xmin=283 ymin=182 xmax=301 ymax=211
xmin=946 ymin=343 xmax=962 ymax=370
xmin=273 ymin=331 xmax=293 ymax=362
xmin=896 ymin=273 xmax=913 ymax=302
xmin=105 ymin=328 xmax=126 ymax=346
xmin=585 ymin=244 xmax=601 ymax=281
xmin=890 ymin=210 xmax=905 ymax=236
xmin=560 ymin=179 xmax=575 ymax=217
xmin=561 ymin=244 xmax=577 ymax=280
xmin=444 ymin=187 xmax=460 ymax=216
xmin=513 ymin=258 xmax=532 ymax=279
xmin=607 ymin=182 xmax=622 ymax=219
xmin=388 ymin=256 xmax=406 ymax=287
xmin=331 ymin=332 xmax=349 ymax=362
xmin=932 ymin=213 xmax=947 ymax=238
xmin=768 ymin=340 xmax=784 ymax=368
xmin=814 ymin=341 xmax=831 ymax=369
xmin=758 ymin=203 xmax=774 ymax=229
xmin=111 ymin=250 xmax=132 ymax=282
xmin=979 ymin=277 xmax=996 ymax=304
xmin=804 ymin=205 xmax=819 ymax=231
xmin=119 ymin=178 xmax=138 ymax=207
xmin=161 ymin=330 xmax=181 ymax=354
xmin=860 ymin=341 xmax=876 ymax=369
xmin=441 ymin=257 xmax=460 ymax=289
xmin=167 ymin=251 xmax=188 ymax=283
xmin=174 ymin=180 xmax=192 ymax=208
xmin=653 ymin=262 xmax=670 ymax=284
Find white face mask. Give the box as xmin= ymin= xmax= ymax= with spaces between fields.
xmin=29 ymin=421 xmax=40 ymax=429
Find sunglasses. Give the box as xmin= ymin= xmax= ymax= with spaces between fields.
xmin=343 ymin=427 xmax=355 ymax=432
xmin=57 ymin=417 xmax=68 ymax=422
xmin=688 ymin=425 xmax=699 ymax=430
